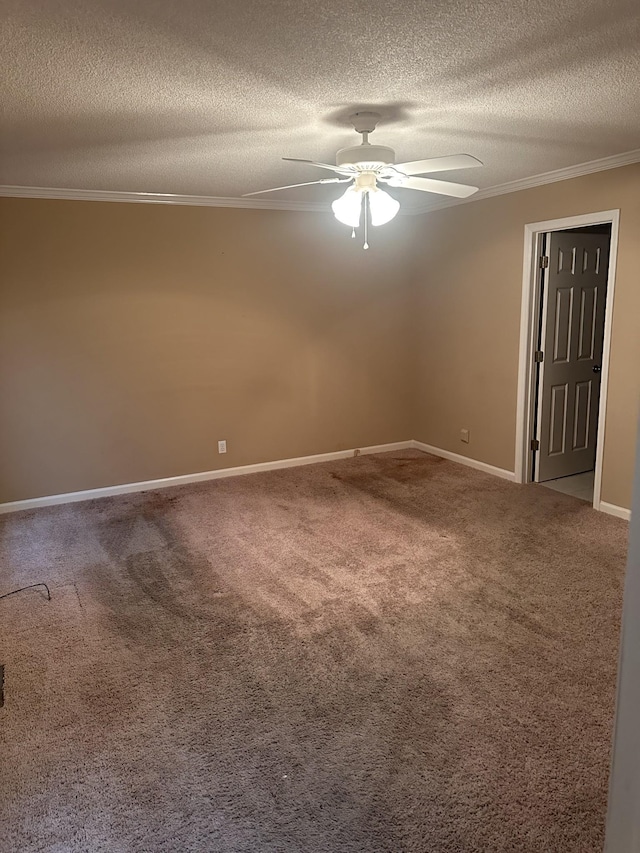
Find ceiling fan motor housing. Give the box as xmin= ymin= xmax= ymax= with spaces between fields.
xmin=336 ymin=144 xmax=395 ymax=171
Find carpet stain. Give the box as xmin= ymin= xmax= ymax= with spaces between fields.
xmin=0 ymin=450 xmax=628 ymax=852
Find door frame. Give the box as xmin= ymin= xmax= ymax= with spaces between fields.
xmin=514 ymin=209 xmax=620 ymax=511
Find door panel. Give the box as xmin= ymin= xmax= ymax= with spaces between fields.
xmin=535 ymin=231 xmax=609 ymax=482
xmin=577 ymin=287 xmax=598 ymax=360
xmin=573 ymin=380 xmax=591 ymax=451
xmin=552 ymin=288 xmax=572 ymax=362
xmin=549 ymin=383 xmax=568 ymax=455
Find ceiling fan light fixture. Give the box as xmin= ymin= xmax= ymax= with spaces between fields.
xmin=331 ymin=186 xmax=363 ymax=228
xmin=246 ymin=110 xmax=482 ymax=242
xmin=368 ymin=188 xmax=400 ymax=226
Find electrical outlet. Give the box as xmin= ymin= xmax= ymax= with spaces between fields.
xmin=218 ymin=440 xmax=227 ymax=454
xmin=460 ymin=429 xmax=470 ymax=444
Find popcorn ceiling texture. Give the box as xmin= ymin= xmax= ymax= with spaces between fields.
xmin=2 ymin=0 xmax=640 ymax=206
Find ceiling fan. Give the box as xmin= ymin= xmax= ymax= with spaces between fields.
xmin=243 ymin=111 xmax=483 ymax=247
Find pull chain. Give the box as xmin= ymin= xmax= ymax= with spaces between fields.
xmin=363 ymin=193 xmax=369 ymax=249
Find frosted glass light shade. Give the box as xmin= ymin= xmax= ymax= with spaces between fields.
xmin=331 ymin=186 xmax=363 ymax=227
xmin=368 ymin=188 xmax=400 ymax=226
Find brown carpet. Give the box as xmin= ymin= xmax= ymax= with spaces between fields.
xmin=0 ymin=450 xmax=628 ymax=852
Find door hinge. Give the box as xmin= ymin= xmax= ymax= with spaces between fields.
xmin=539 ymin=255 xmax=549 ymax=269
xmin=531 ymin=439 xmax=540 ymax=451
xmin=534 ymin=350 xmax=544 ymax=363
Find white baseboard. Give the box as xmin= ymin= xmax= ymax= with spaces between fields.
xmin=0 ymin=441 xmax=413 ymax=515
xmin=2 ymin=439 xmax=628 ymax=518
xmin=598 ymin=501 xmax=632 ymax=521
xmin=411 ymin=440 xmax=517 ymax=481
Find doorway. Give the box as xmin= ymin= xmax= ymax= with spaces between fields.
xmin=515 ymin=210 xmax=620 ymax=512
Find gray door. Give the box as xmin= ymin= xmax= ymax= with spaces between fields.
xmin=535 ymin=230 xmax=609 ymax=482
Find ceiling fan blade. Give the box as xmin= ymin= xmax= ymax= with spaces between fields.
xmin=282 ymin=157 xmax=356 ymax=176
xmin=390 ymin=175 xmax=479 ymax=198
xmin=242 ymin=177 xmax=351 ymax=197
xmin=392 ymin=154 xmax=483 ymax=176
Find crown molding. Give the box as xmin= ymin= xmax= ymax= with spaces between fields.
xmin=1 ymin=148 xmax=639 ymax=214
xmin=408 ymin=148 xmax=640 ymax=214
xmin=0 ymin=184 xmax=328 ymax=213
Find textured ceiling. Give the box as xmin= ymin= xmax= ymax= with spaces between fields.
xmin=2 ymin=0 xmax=640 ymax=210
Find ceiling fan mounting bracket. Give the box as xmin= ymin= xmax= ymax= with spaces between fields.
xmin=337 ymin=112 xmax=395 ymax=168
xmin=349 ymin=111 xmax=382 ymax=134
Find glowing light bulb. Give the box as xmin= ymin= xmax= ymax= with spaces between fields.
xmin=368 ymin=188 xmax=400 ymax=226
xmin=331 ymin=186 xmax=363 ymax=228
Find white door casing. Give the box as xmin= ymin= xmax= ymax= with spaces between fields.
xmin=534 ymin=230 xmax=610 ymax=482
xmin=516 ymin=210 xmax=620 ymax=512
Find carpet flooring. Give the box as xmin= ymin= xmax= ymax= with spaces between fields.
xmin=0 ymin=450 xmax=628 ymax=852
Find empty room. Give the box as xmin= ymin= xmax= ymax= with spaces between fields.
xmin=1 ymin=1 xmax=640 ymax=851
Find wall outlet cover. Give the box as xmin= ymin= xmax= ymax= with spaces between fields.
xmin=218 ymin=440 xmax=227 ymax=454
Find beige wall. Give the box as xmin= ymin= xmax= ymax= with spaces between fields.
xmin=411 ymin=163 xmax=640 ymax=509
xmin=2 ymin=164 xmax=638 ymax=508
xmin=0 ymin=198 xmax=414 ymax=503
